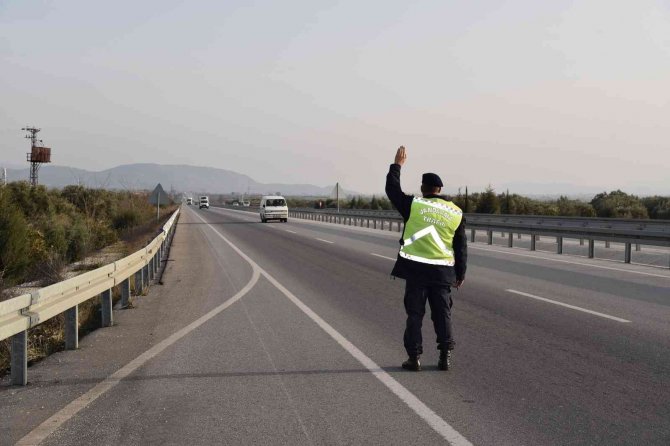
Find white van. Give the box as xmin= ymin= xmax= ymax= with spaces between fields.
xmin=260 ymin=195 xmax=288 ymax=222
xmin=199 ymin=196 xmax=209 ymax=209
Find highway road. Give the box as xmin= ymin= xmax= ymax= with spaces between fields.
xmin=2 ymin=205 xmax=669 ymax=445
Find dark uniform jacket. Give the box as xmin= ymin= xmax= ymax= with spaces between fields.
xmin=385 ymin=163 xmax=467 ymax=285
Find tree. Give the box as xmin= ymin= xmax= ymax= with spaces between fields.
xmin=476 ymin=185 xmax=500 ymax=214
xmin=556 ymin=196 xmax=596 ymax=217
xmin=590 ymin=190 xmax=648 ymax=219
xmin=641 ymin=196 xmax=670 ymax=220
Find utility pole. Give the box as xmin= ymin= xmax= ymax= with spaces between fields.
xmin=336 ymin=182 xmax=340 ymax=213
xmin=465 ymin=186 xmax=469 ymax=213
xmin=506 ymin=188 xmax=510 ymax=214
xmin=1 ymin=167 xmax=6 ymax=186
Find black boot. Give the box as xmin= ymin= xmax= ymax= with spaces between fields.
xmin=402 ymin=356 xmax=421 ymax=371
xmin=438 ymin=350 xmax=451 ymax=371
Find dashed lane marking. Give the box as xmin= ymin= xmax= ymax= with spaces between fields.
xmin=471 ymin=245 xmax=670 ymax=280
xmin=506 ymin=289 xmax=632 ymax=323
xmin=371 ymin=253 xmax=396 ymax=261
xmin=316 ymin=238 xmax=334 ymax=244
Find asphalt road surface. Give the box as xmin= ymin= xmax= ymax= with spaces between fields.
xmin=2 ymin=205 xmax=669 ymax=445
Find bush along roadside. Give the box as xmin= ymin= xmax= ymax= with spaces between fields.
xmin=0 ymin=181 xmax=178 ymax=376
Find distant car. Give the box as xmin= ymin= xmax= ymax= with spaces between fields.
xmin=186 ymin=197 xmax=193 ymax=205
xmin=242 ymin=200 xmax=250 ymax=207
xmin=232 ymin=202 xmax=240 ymax=206
xmin=260 ymin=195 xmax=288 ymax=222
xmin=199 ymin=196 xmax=209 ymax=209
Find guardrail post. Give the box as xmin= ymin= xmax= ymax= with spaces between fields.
xmin=557 ymin=236 xmax=563 ymax=254
xmin=588 ymin=239 xmax=595 ymax=258
xmin=11 ymin=330 xmax=28 ymax=385
xmin=134 ymin=270 xmax=143 ymax=295
xmin=530 ymin=234 xmax=536 ymax=251
xmin=605 ymin=241 xmax=611 ymax=248
xmin=580 ymin=239 xmax=584 ymax=246
xmin=508 ymin=232 xmax=513 ymax=248
xmin=154 ymin=253 xmax=159 ymax=274
xmin=374 ymin=219 xmax=377 ymax=230
xmin=487 ymin=230 xmax=493 ymax=245
xmin=389 ymin=220 xmax=394 ymax=231
xmin=635 ymin=243 xmax=641 ymax=252
xmin=625 ymin=243 xmax=632 ymax=263
xmin=398 ymin=221 xmax=402 ymax=232
xmin=470 ymin=229 xmax=475 ymax=242
xmin=65 ymin=305 xmax=78 ymax=350
xmin=517 ymin=233 xmax=521 ymax=239
xmin=143 ymin=263 xmax=149 ymax=287
xmin=101 ymin=288 xmax=113 ymax=327
xmin=120 ymin=278 xmax=131 ymax=308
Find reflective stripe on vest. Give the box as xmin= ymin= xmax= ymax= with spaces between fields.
xmin=398 ymin=197 xmax=462 ymax=266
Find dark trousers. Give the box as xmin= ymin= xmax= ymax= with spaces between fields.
xmin=403 ymin=281 xmax=454 ymax=357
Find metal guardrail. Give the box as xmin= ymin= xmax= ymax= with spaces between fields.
xmin=1 ymin=208 xmax=180 ymax=385
xmin=211 ymin=204 xmax=670 ymax=266
xmin=285 ymin=208 xmax=670 ymax=267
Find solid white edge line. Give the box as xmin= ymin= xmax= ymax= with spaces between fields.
xmin=17 ymin=254 xmax=261 ymax=445
xmin=506 ymin=289 xmax=631 ymax=323
xmin=371 ymin=253 xmax=396 ymax=261
xmin=316 ymin=238 xmax=334 ymax=244
xmin=193 ymin=209 xmax=473 ymax=446
xmin=470 ymin=245 xmax=670 ymax=280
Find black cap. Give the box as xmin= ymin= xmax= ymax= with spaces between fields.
xmin=422 ymin=173 xmax=443 ymax=188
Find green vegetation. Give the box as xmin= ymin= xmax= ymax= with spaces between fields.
xmin=0 ymin=182 xmax=171 ymax=290
xmin=1 ymin=181 xmax=177 ymax=375
xmin=286 ymin=188 xmax=669 ymax=220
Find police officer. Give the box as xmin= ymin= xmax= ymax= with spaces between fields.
xmin=385 ymin=146 xmax=467 ymax=371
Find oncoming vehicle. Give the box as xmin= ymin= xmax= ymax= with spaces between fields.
xmin=260 ymin=195 xmax=288 ymax=222
xmin=186 ymin=197 xmax=193 ymax=205
xmin=199 ymin=196 xmax=209 ymax=209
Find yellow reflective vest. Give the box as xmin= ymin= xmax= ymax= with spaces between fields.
xmin=398 ymin=197 xmax=463 ymax=266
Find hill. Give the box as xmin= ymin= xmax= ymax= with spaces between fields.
xmin=3 ymin=164 xmax=352 ymax=196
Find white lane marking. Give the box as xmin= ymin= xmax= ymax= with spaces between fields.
xmin=17 ymin=264 xmax=261 ymax=444
xmin=193 ymin=210 xmax=473 ymax=446
xmin=371 ymin=253 xmax=396 ymax=261
xmin=316 ymin=238 xmax=334 ymax=244
xmin=471 ymin=245 xmax=670 ymax=280
xmin=214 ymin=206 xmax=670 ymax=280
xmin=286 ymin=230 xmax=297 ymax=234
xmin=506 ymin=289 xmax=631 ymax=323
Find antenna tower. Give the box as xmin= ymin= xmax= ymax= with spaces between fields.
xmin=23 ymin=126 xmax=52 ymax=186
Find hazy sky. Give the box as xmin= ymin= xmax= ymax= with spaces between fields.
xmin=1 ymin=0 xmax=669 ymax=194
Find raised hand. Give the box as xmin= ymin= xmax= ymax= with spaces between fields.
xmin=394 ymin=146 xmax=407 ymax=166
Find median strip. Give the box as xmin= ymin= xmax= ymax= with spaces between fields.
xmin=506 ymin=289 xmax=631 ymax=323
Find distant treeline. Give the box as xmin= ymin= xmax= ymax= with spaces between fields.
xmin=286 ymin=188 xmax=670 ymax=220
xmin=0 ymin=182 xmax=172 ymax=290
